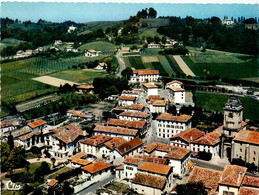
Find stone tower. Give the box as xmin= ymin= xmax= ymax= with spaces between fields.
xmin=223 ymin=96 xmax=243 ymax=137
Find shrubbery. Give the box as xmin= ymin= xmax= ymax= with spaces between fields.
xmin=197 ymin=151 xmax=212 ymax=161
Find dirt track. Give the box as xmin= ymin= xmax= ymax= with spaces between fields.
xmin=173 ymin=55 xmax=195 ymax=77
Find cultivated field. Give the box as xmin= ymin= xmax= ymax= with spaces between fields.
xmin=32 ymin=76 xmax=79 ymax=87
xmin=78 ymin=41 xmax=118 ymax=55
xmin=139 ymin=28 xmax=164 ymax=38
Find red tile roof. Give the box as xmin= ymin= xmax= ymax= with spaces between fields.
xmin=166 ymin=80 xmax=183 ymax=85
xmin=132 ymin=172 xmax=166 ymax=190
xmin=122 ymin=90 xmax=139 ymax=95
xmin=133 ymin=69 xmax=159 ymax=76
xmin=116 ymin=137 xmax=143 ymax=155
xmin=119 ymin=95 xmax=136 ymax=101
xmin=125 ymin=104 xmax=146 ymax=111
xmin=104 ymin=137 xmax=127 ymax=150
xmin=164 ymin=146 xmax=191 ymax=160
xmin=218 ymin=165 xmax=247 ymax=187
xmin=68 ymin=153 xmax=92 ymax=166
xmin=81 ymin=161 xmax=113 ymax=174
xmin=116 ymin=165 xmax=124 ymax=170
xmin=242 ymin=175 xmax=259 ymax=188
xmin=233 ymin=130 xmax=259 ymax=145
xmin=188 ymin=166 xmax=222 ymax=189
xmin=124 ymin=155 xmax=167 ymax=166
xmin=28 ymin=119 xmax=47 ymax=129
xmin=156 ymin=113 xmax=192 ymax=123
xmin=169 ymin=86 xmax=184 ymax=92
xmin=239 ymin=187 xmax=259 ymax=195
xmin=48 ymin=179 xmax=58 ymax=187
xmin=80 ymin=134 xmax=112 ymax=146
xmin=152 ymin=100 xmax=168 ymax=106
xmin=119 ymin=111 xmax=150 ymax=119
xmin=99 ymin=62 xmax=107 ymax=67
xmin=170 ymin=128 xmax=204 ymax=142
xmin=138 ymin=162 xmax=171 ymax=175
xmin=148 ymin=95 xmax=162 ymax=101
xmin=68 ymin=152 xmax=87 ymax=161
xmin=94 ymin=125 xmax=138 ymax=136
xmin=108 ymin=119 xmax=146 ymax=130
xmin=71 ymin=159 xmax=92 ymax=166
xmin=143 ymin=83 xmax=158 ymax=88
xmin=77 ymin=84 xmax=94 ymax=90
xmin=19 ymin=131 xmax=41 ymax=141
xmin=192 ymin=131 xmax=221 ymax=146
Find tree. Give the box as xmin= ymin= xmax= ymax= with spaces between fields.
xmin=51 ymin=157 xmax=56 ymax=167
xmin=62 ymin=181 xmax=74 ymax=195
xmin=96 ymin=29 xmax=105 ymax=38
xmin=154 ymin=36 xmax=161 ymax=44
xmin=210 ymin=16 xmax=221 ymax=24
xmin=7 ymin=132 xmax=14 ymax=150
xmin=30 ymin=146 xmax=41 ymax=155
xmin=244 ymin=17 xmax=257 ymax=24
xmin=161 ymin=36 xmax=167 ymax=44
xmin=105 ymin=27 xmax=111 ymax=34
xmin=146 ymin=36 xmax=154 ymax=44
xmin=121 ymin=67 xmax=133 ymax=80
xmin=22 ymin=184 xmax=34 ymax=194
xmin=176 ymin=181 xmax=207 ymax=195
xmin=148 ymin=7 xmax=157 ymax=18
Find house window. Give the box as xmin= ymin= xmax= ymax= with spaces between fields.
xmin=253 ymin=157 xmax=255 ymax=161
xmin=223 ymin=191 xmax=234 ymax=195
xmin=254 ymin=151 xmax=256 ymax=155
xmin=240 ymin=149 xmax=242 ymax=152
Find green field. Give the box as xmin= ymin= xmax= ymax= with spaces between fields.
xmin=196 ymin=92 xmax=259 ymax=122
xmin=78 ymin=41 xmax=118 ymax=55
xmin=165 ymin=55 xmax=185 ymax=76
xmin=0 ymin=38 xmax=26 ymax=51
xmin=139 ymin=28 xmax=164 ymax=38
xmin=128 ymin=56 xmax=145 ymax=69
xmin=182 ymin=56 xmax=258 ymax=79
xmin=50 ymin=69 xmax=108 ymax=83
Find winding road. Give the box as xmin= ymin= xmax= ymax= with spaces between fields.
xmin=116 ymin=50 xmax=126 ymax=77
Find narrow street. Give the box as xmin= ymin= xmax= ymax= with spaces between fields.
xmin=115 ymin=50 xmax=125 ymax=77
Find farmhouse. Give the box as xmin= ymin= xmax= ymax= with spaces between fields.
xmin=150 ymin=100 xmax=169 ymax=114
xmin=125 ymin=104 xmax=146 ymax=112
xmin=156 ymin=113 xmax=192 ymax=138
xmin=118 ymin=95 xmax=137 ymax=106
xmin=17 ymin=131 xmax=43 ymax=149
xmin=93 ymin=125 xmax=139 ymax=141
xmin=130 ymin=69 xmax=160 ymax=82
xmin=168 ymin=86 xmax=185 ymax=104
xmin=143 ymin=83 xmax=158 ymax=96
xmin=119 ymin=111 xmax=151 ymax=123
xmin=85 ymin=49 xmax=99 ymax=57
xmin=95 ymin=62 xmax=107 ymax=70
xmin=76 ymin=84 xmax=94 ymax=94
xmin=166 ymin=80 xmax=183 ymax=88
xmin=231 ymin=130 xmax=259 ymax=166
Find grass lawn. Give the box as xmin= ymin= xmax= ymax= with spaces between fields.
xmin=139 ymin=28 xmax=164 ymax=38
xmin=49 ymin=68 xmax=108 ymax=83
xmin=122 ymin=56 xmax=131 ymax=68
xmin=128 ymin=56 xmax=145 ymax=69
xmin=196 ymin=92 xmax=259 ymax=122
xmin=14 ymin=162 xmax=51 ymax=175
xmin=48 ymin=167 xmax=72 ymax=179
xmin=25 ymin=152 xmax=39 ymax=160
xmin=181 ymin=56 xmax=258 ymax=79
xmin=78 ymin=41 xmax=118 ymax=55
xmin=141 ymin=48 xmax=163 ymax=56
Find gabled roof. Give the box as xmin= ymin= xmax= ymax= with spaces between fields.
xmin=119 ymin=95 xmax=136 ymax=101
xmin=148 ymin=95 xmax=162 ymax=101
xmin=80 ymin=134 xmax=112 ymax=146
xmin=187 ymin=166 xmax=222 ymax=189
xmin=77 ymin=84 xmax=94 ymax=90
xmin=233 ymin=130 xmax=259 ymax=145
xmin=138 ymin=162 xmax=171 ymax=175
xmin=19 ymin=131 xmax=41 ymax=141
xmin=218 ymin=165 xmax=247 ymax=187
xmin=119 ymin=111 xmax=150 ymax=119
xmin=152 ymin=100 xmax=168 ymax=106
xmin=164 ymin=146 xmax=191 ymax=160
xmin=94 ymin=125 xmax=138 ymax=136
xmin=116 ymin=137 xmax=143 ymax=155
xmin=104 ymin=137 xmax=127 ymax=150
xmin=88 ymin=49 xmax=97 ymax=53
xmin=166 ymin=80 xmax=183 ymax=85
xmin=170 ymin=128 xmax=204 ymax=143
xmin=143 ymin=83 xmax=158 ymax=89
xmin=123 ymin=155 xmax=167 ymax=166
xmin=133 ymin=69 xmax=159 ymax=76
xmin=28 ymin=119 xmax=47 ymax=129
xmin=108 ymin=119 xmax=146 ymax=129
xmin=242 ymin=175 xmax=259 ymax=188
xmin=169 ymin=86 xmax=184 ymax=92
xmin=192 ymin=131 xmax=221 ymax=146
xmin=81 ymin=161 xmax=112 ymax=174
xmin=239 ymin=187 xmax=259 ymax=195
xmin=68 ymin=152 xmax=87 ymax=161
xmin=122 ymin=90 xmax=139 ymax=95
xmin=48 ymin=179 xmax=58 ymax=187
xmin=156 ymin=113 xmax=192 ymax=123
xmin=125 ymin=104 xmax=146 ymax=111
xmin=132 ymin=173 xmax=166 ymax=190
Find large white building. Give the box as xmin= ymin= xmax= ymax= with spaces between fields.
xmin=121 ymin=90 xmax=139 ymax=98
xmin=119 ymin=111 xmax=151 ymax=123
xmin=125 ymin=104 xmax=146 ymax=112
xmin=130 ymin=69 xmax=159 ymax=83
xmin=143 ymin=83 xmax=158 ymax=96
xmin=156 ymin=113 xmax=192 ymax=139
xmin=165 ymin=80 xmax=183 ymax=88
xmin=168 ymin=86 xmax=185 ymax=104
xmin=118 ymin=95 xmax=136 ymax=106
xmin=150 ymin=100 xmax=169 ymax=114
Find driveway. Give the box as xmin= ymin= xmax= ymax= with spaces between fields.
xmin=116 ymin=50 xmax=125 ymax=77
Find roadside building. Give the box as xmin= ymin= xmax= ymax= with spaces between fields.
xmin=85 ymin=49 xmax=99 ymax=57
xmin=118 ymin=95 xmax=136 ymax=106
xmin=95 ymin=62 xmax=107 ymax=70
xmin=156 ymin=113 xmax=192 ymax=138
xmin=190 ymin=131 xmax=222 ymax=157
xmin=119 ymin=111 xmax=151 ymax=123
xmin=68 ymin=152 xmax=92 ymax=168
xmin=165 ymin=80 xmax=183 ymax=88
xmin=231 ymin=130 xmax=259 ymax=166
xmin=143 ymin=83 xmax=158 ymax=96
xmin=125 ymin=104 xmax=146 ymax=112
xmin=76 ymin=84 xmax=94 ymax=94
xmin=121 ymin=90 xmax=139 ymax=98
xmin=150 ymin=100 xmax=169 ymax=114
xmin=94 ymin=125 xmax=139 ymax=141
xmin=168 ymin=86 xmax=185 ymax=104
xmin=130 ymin=69 xmax=159 ymax=82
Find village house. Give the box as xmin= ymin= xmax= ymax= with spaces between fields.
xmin=150 ymin=100 xmax=169 ymax=114
xmin=190 ymin=131 xmax=222 ymax=157
xmin=118 ymin=95 xmax=137 ymax=106
xmin=231 ymin=130 xmax=259 ymax=166
xmin=170 ymin=128 xmax=204 ymax=149
xmin=76 ymin=84 xmax=94 ymax=94
xmin=48 ymin=124 xmax=88 ymax=158
xmin=165 ymin=80 xmax=183 ymax=88
xmin=222 ymin=19 xmax=234 ymax=25
xmin=85 ymin=49 xmax=99 ymax=57
xmin=81 ymin=161 xmax=113 ymax=182
xmin=17 ymin=131 xmax=43 ymax=149
xmin=239 ymin=175 xmax=259 ymax=195
xmin=119 ymin=111 xmax=151 ymax=123
xmin=156 ymin=113 xmax=192 ymax=138
xmin=68 ymin=25 xmax=77 ymax=33
xmin=80 ymin=134 xmax=112 ymax=157
xmin=121 ymin=90 xmax=139 ymax=98
xmin=107 ymin=119 xmax=147 ymax=137
xmin=168 ymin=86 xmax=185 ymax=104
xmin=99 ymin=137 xmax=127 ymax=159
xmin=130 ymin=69 xmax=160 ymax=83
xmin=1 ymin=121 xmax=19 ymax=134
xmin=54 ymin=40 xmax=63 ymax=45
xmin=16 ymin=50 xmax=24 ymax=56
xmin=47 ymin=179 xmax=59 ymax=189
xmin=95 ymin=62 xmax=107 ymax=70
xmin=125 ymin=104 xmax=146 ymax=112
xmin=148 ymin=43 xmax=161 ymax=48
xmin=93 ymin=125 xmax=139 ymax=141
xmin=143 ymin=83 xmax=158 ymax=96
xmin=143 ymin=142 xmax=191 ymax=177
xmin=121 ymin=47 xmax=130 ymax=53
xmin=132 ymin=162 xmax=174 ymax=194
xmin=27 ymin=119 xmax=47 ymax=132
xmin=111 ymin=137 xmax=144 ymax=162
xmin=148 ymin=95 xmax=163 ymax=103
xmin=68 ymin=152 xmax=92 ymax=168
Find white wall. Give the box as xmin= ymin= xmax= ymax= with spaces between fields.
xmin=131 ymin=183 xmax=163 ymax=195
xmin=218 ymin=185 xmax=239 ymax=195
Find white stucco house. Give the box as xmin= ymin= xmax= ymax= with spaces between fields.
xmin=143 ymin=83 xmax=158 ymax=96
xmin=168 ymin=86 xmax=185 ymax=104
xmin=166 ymin=80 xmax=183 ymax=88
xmin=85 ymin=49 xmax=99 ymax=57
xmin=118 ymin=95 xmax=137 ymax=106
xmin=130 ymin=69 xmax=160 ymax=83
xmin=150 ymin=100 xmax=169 ymax=114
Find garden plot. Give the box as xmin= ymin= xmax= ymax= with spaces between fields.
xmin=142 ymin=56 xmax=159 ymax=63
xmin=32 ymin=76 xmax=79 ymax=87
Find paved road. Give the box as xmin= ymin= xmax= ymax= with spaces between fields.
xmin=173 ymin=55 xmax=195 ymax=77
xmin=116 ymin=50 xmax=125 ymax=77
xmin=76 ymin=175 xmax=115 ymax=195
xmin=191 ymin=158 xmax=225 ymax=171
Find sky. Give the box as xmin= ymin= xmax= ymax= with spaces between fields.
xmin=1 ymin=2 xmax=258 ymax=23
